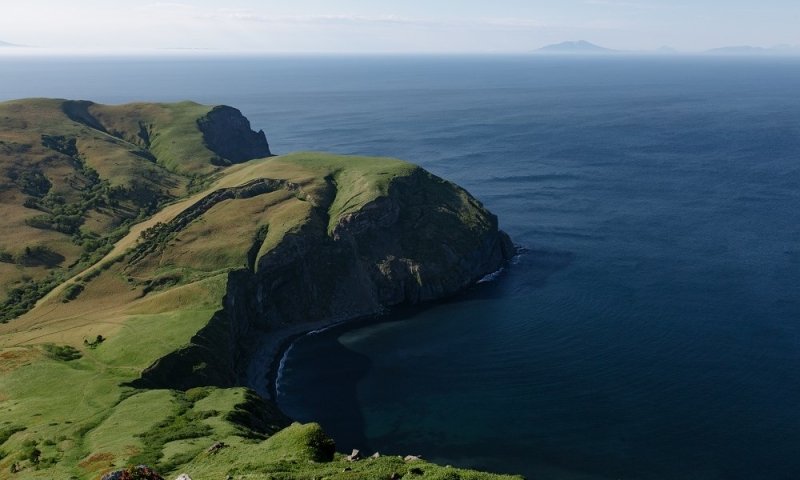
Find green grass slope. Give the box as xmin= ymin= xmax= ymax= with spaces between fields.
xmin=0 ymin=100 xmax=519 ymax=480
xmin=0 ymin=99 xmax=271 ymax=323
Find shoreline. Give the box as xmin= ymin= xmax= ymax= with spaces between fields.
xmin=244 ymin=256 xmax=519 ymax=403
xmin=245 ymin=318 xmax=343 ymax=400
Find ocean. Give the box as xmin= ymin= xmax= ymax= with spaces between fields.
xmin=2 ymin=54 xmax=799 ymax=479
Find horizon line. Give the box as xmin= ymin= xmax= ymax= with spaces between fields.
xmin=3 ymin=47 xmax=800 ymax=58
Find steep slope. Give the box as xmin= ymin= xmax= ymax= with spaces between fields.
xmin=0 ymin=100 xmax=517 ymax=479
xmin=0 ymin=99 xmax=271 ymax=322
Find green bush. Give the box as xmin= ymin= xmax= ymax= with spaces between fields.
xmin=184 ymin=387 xmax=212 ymax=403
xmin=0 ymin=426 xmax=26 ymax=446
xmin=19 ymin=439 xmax=40 ymax=464
xmin=40 ymin=134 xmax=78 ymax=157
xmin=17 ymin=170 xmax=52 ymax=197
xmin=42 ymin=343 xmax=82 ymax=361
xmin=62 ymin=283 xmax=84 ymax=302
xmin=0 ymin=272 xmax=67 ymax=323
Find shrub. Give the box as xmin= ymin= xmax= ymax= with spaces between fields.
xmin=42 ymin=343 xmax=82 ymax=361
xmin=0 ymin=426 xmax=26 ymax=446
xmin=62 ymin=283 xmax=84 ymax=302
xmin=19 ymin=439 xmax=40 ymax=464
xmin=17 ymin=170 xmax=52 ymax=197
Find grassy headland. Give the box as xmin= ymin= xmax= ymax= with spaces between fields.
xmin=0 ymin=99 xmax=517 ymax=479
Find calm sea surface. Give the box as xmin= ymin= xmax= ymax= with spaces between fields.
xmin=2 ymin=55 xmax=800 ymax=479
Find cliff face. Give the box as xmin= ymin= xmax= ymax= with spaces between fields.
xmin=250 ymin=168 xmax=514 ymax=323
xmin=134 ymin=161 xmax=514 ymax=391
xmin=197 ymin=105 xmax=272 ymax=164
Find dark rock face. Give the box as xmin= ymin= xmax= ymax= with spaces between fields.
xmin=197 ymin=106 xmax=272 ymax=163
xmin=135 ymin=168 xmax=514 ymax=391
xmin=251 ymin=168 xmax=516 ymax=321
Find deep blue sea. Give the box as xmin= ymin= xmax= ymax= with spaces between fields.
xmin=2 ymin=55 xmax=800 ymax=479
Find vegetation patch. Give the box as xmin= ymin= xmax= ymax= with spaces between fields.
xmin=62 ymin=282 xmax=85 ymax=302
xmin=0 ymin=426 xmax=26 ymax=446
xmin=0 ymin=270 xmax=69 ymax=323
xmin=127 ymin=392 xmax=213 ymax=471
xmin=77 ymin=451 xmax=114 ymax=471
xmin=16 ymin=170 xmax=52 ymax=197
xmin=42 ymin=343 xmax=82 ymax=361
xmin=0 ymin=349 xmax=39 ymax=374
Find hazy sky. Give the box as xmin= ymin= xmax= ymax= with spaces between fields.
xmin=2 ymin=0 xmax=799 ymax=53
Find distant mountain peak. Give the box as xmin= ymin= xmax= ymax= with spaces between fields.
xmin=537 ymin=40 xmax=614 ymax=53
xmin=656 ymin=46 xmax=678 ymax=53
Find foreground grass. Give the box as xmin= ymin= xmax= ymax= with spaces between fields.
xmin=182 ymin=422 xmax=522 ymax=480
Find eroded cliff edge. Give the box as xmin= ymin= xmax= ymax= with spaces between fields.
xmin=131 ymin=155 xmax=515 ymax=394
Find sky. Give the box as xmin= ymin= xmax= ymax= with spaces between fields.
xmin=1 ymin=0 xmax=799 ymax=54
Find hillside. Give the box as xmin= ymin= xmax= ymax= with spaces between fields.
xmin=0 ymin=99 xmax=517 ymax=479
xmin=0 ymin=99 xmax=270 ymax=323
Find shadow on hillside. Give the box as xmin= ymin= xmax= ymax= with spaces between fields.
xmin=14 ymin=249 xmax=66 ymax=268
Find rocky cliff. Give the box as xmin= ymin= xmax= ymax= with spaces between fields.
xmin=131 ymin=156 xmax=514 ymax=392
xmin=197 ymin=105 xmax=272 ymax=164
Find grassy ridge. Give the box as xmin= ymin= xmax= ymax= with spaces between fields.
xmin=0 ymin=98 xmax=271 ymax=323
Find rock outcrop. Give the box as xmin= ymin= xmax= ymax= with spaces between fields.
xmin=197 ymin=105 xmax=272 ymax=163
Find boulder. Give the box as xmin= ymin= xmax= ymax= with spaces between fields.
xmin=206 ymin=441 xmax=226 ymax=454
xmin=346 ymin=448 xmax=362 ymax=461
xmin=101 ymin=466 xmax=163 ymax=480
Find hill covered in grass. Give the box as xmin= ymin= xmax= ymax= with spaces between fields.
xmin=0 ymin=99 xmax=517 ymax=479
xmin=0 ymin=99 xmax=270 ymax=323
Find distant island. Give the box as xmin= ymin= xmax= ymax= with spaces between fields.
xmin=537 ymin=40 xmax=615 ymax=53
xmin=706 ymin=44 xmax=800 ymax=55
xmin=0 ymin=40 xmax=19 ymax=47
xmin=0 ymin=98 xmax=517 ymax=479
xmin=535 ymin=40 xmax=800 ymax=56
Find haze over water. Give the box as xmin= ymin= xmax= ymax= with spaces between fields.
xmin=3 ymin=55 xmax=800 ymax=479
